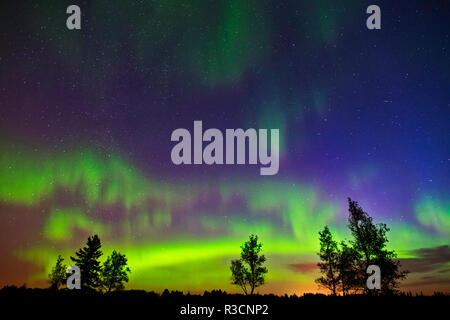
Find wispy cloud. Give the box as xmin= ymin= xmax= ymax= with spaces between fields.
xmin=401 ymin=245 xmax=450 ymax=273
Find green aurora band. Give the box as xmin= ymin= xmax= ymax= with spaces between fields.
xmin=1 ymin=142 xmax=448 ymax=293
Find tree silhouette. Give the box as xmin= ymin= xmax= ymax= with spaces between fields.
xmin=230 ymin=234 xmax=268 ymax=295
xmin=347 ymin=198 xmax=408 ymax=294
xmin=315 ymin=226 xmax=339 ymax=295
xmin=337 ymin=241 xmax=359 ymax=295
xmin=71 ymin=234 xmax=103 ymax=290
xmin=48 ymin=254 xmax=67 ymax=290
xmin=316 ymin=199 xmax=408 ymax=295
xmin=100 ymin=250 xmax=131 ymax=293
xmin=230 ymin=259 xmax=248 ymax=295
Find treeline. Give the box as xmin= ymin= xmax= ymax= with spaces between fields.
xmin=48 ymin=235 xmax=130 ymax=293
xmin=1 ymin=285 xmax=446 ymax=297
xmin=1 ymin=285 xmax=447 ymax=320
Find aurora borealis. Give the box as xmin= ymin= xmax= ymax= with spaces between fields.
xmin=0 ymin=1 xmax=449 ymax=295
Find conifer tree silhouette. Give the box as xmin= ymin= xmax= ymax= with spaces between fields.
xmin=71 ymin=235 xmax=103 ymax=290
xmin=315 ymin=226 xmax=339 ymax=295
xmin=48 ymin=254 xmax=67 ymax=290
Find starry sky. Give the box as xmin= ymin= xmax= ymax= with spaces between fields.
xmin=0 ymin=1 xmax=449 ymax=294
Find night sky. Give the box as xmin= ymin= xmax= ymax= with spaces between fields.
xmin=0 ymin=1 xmax=449 ymax=294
